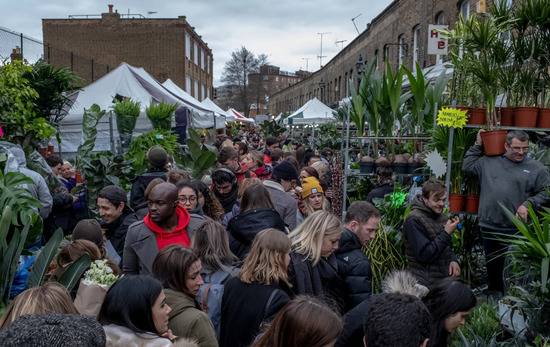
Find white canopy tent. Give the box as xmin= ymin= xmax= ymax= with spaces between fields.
xmin=162 ymin=79 xmax=225 ymax=129
xmin=227 ymin=108 xmax=255 ymax=123
xmin=284 ymin=97 xmax=335 ymax=125
xmin=58 ymin=63 xmax=218 ymax=153
xmin=201 ymin=97 xmax=235 ymax=121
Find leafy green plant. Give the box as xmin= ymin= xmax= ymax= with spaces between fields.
xmin=57 ymin=254 xmax=92 ymax=292
xmin=75 ymin=104 xmax=106 ymax=169
xmin=314 ymin=123 xmax=342 ymax=150
xmin=373 ymin=187 xmax=411 ymax=232
xmin=181 ymin=129 xmax=217 ymax=179
xmin=451 ymin=303 xmax=503 ymax=347
xmin=146 ymin=102 xmax=177 ymax=130
xmin=28 ymin=229 xmax=63 ymax=288
xmin=452 ymin=215 xmax=485 ymax=286
xmin=260 ymin=118 xmax=286 ymax=138
xmin=113 ymin=98 xmax=141 ymax=148
xmin=0 ymin=170 xmax=42 ymax=227
xmin=125 ymin=129 xmax=180 ymax=175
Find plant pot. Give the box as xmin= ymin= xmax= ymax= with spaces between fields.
xmin=359 ymin=162 xmax=375 ymax=174
xmin=465 ymin=195 xmax=480 ymax=214
xmin=449 ymin=194 xmax=465 ymax=213
xmin=537 ymin=108 xmax=550 ymax=129
xmin=480 ymin=130 xmax=507 ymax=156
xmin=513 ymin=107 xmax=538 ymax=128
xmin=468 ymin=108 xmax=486 ymax=125
xmin=499 ymin=107 xmax=514 ymax=126
xmin=392 ymin=163 xmax=408 ymax=174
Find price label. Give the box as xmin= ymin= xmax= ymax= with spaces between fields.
xmin=437 ymin=107 xmax=468 ymax=128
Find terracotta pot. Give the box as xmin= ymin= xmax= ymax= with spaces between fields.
xmin=467 ymin=108 xmax=486 ymax=125
xmin=449 ymin=194 xmax=465 ymax=213
xmin=514 ymin=107 xmax=538 ymax=128
xmin=465 ymin=195 xmax=480 ymax=214
xmin=537 ymin=108 xmax=550 ymax=129
xmin=499 ymin=107 xmax=514 ymax=126
xmin=481 ymin=130 xmax=507 ymax=156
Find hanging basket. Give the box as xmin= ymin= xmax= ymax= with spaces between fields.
xmin=481 ymin=130 xmax=507 ymax=156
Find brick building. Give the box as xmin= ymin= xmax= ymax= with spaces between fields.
xmin=42 ymin=5 xmax=213 ymax=100
xmin=269 ymin=0 xmax=485 ymax=115
xmin=248 ymin=64 xmax=307 ymax=115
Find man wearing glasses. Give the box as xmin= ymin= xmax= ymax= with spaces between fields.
xmin=463 ymin=130 xmax=550 ymax=296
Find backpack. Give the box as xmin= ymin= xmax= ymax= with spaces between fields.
xmin=196 ymin=269 xmax=231 ymax=336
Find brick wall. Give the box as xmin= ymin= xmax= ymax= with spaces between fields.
xmin=269 ymin=0 xmax=471 ymax=115
xmin=42 ymin=13 xmax=213 ymax=99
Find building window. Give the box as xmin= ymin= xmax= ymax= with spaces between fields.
xmin=185 ymin=33 xmax=191 ymax=59
xmin=412 ymin=25 xmax=420 ymax=72
xmin=206 ymin=56 xmax=210 ymax=74
xmin=201 ymin=48 xmax=206 ymax=70
xmin=374 ymin=49 xmax=379 ymax=70
xmin=185 ymin=76 xmax=191 ymax=93
xmin=460 ymin=0 xmax=470 ymax=19
xmin=194 ymin=80 xmax=199 ymax=98
xmin=202 ymin=83 xmax=206 ymax=101
xmin=194 ymin=42 xmax=199 ymax=65
xmin=207 ymin=86 xmax=211 ymax=98
xmin=383 ymin=45 xmax=390 ymax=62
xmin=398 ymin=34 xmax=405 ymax=66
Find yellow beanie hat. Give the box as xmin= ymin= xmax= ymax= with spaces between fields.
xmin=301 ymin=176 xmax=324 ymax=199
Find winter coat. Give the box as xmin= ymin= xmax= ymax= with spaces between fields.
xmin=102 ymin=210 xmax=136 ymax=258
xmin=102 ymin=324 xmax=173 ymax=347
xmin=402 ymin=196 xmax=457 ymax=287
xmin=123 ymin=220 xmax=158 ymax=276
xmin=335 ymin=229 xmax=372 ymax=309
xmin=164 ymin=289 xmax=218 ymax=347
xmin=335 ymin=297 xmax=370 ymax=347
xmin=263 ymin=180 xmax=298 ymax=230
xmin=288 ymin=252 xmax=348 ymax=313
xmin=463 ymin=144 xmax=550 ymax=231
xmin=219 ymin=277 xmax=290 ymax=347
xmin=129 ymin=170 xmax=167 ymax=209
xmin=227 ymin=208 xmax=286 ymax=259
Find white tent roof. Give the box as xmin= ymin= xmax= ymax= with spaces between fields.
xmin=227 ymin=108 xmax=255 ymax=123
xmin=201 ymin=97 xmax=235 ymax=121
xmin=284 ymin=98 xmax=335 ymax=125
xmin=162 ymin=79 xmax=225 ymax=129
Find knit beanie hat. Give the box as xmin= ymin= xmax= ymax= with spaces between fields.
xmin=72 ymin=219 xmax=104 ymax=248
xmin=272 ymin=160 xmax=299 ymax=181
xmin=301 ymin=176 xmax=324 ymax=199
xmin=0 ymin=313 xmax=106 ymax=346
xmin=147 ymin=146 xmax=168 ymax=169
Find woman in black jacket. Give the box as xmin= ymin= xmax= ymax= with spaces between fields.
xmin=227 ymin=183 xmax=286 ymax=259
xmin=219 ymin=228 xmax=292 ymax=347
xmin=288 ymin=210 xmax=347 ymax=313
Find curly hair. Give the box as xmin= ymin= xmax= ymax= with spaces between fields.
xmin=364 ymin=293 xmax=431 ymax=347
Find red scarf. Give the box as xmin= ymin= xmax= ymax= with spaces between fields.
xmin=143 ymin=206 xmax=191 ymax=250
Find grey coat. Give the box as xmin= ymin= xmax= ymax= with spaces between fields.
xmin=463 ymin=144 xmax=550 ymax=231
xmin=122 ymin=220 xmax=158 ymax=276
xmin=263 ymin=180 xmax=298 ymax=230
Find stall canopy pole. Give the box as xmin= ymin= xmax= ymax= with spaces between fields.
xmin=342 ymin=104 xmax=351 ymax=220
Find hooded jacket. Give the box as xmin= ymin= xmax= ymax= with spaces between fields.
xmin=164 ymin=289 xmax=218 ymax=347
xmin=227 ymin=208 xmax=286 ymax=259
xmin=402 ymin=196 xmax=457 ymax=287
xmin=11 ymin=146 xmax=52 ymax=218
xmin=129 ymin=170 xmax=166 ymax=209
xmin=335 ymin=229 xmax=372 ymax=309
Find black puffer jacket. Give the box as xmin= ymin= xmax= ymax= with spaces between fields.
xmin=129 ymin=170 xmax=167 ymax=209
xmin=227 ymin=208 xmax=286 ymax=259
xmin=335 ymin=229 xmax=372 ymax=310
xmin=101 ymin=210 xmax=137 ymax=258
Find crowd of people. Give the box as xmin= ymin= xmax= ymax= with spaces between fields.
xmin=1 ymin=128 xmax=547 ymax=347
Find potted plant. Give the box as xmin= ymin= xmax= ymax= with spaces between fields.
xmin=113 ymin=98 xmax=141 ymax=149
xmin=449 ymin=169 xmax=465 ymax=213
xmin=464 ymin=176 xmax=480 ymax=214
xmin=359 ymin=154 xmax=375 ymax=174
xmin=513 ymin=64 xmax=539 ymax=127
xmin=146 ymin=102 xmax=177 ymax=130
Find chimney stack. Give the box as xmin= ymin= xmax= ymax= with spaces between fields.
xmin=108 ymin=4 xmax=113 ymax=13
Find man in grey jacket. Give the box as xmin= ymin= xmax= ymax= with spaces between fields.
xmin=463 ymin=130 xmax=550 ymax=294
xmin=263 ymin=160 xmax=299 ymax=230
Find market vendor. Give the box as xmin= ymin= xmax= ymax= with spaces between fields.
xmin=463 ymin=130 xmax=550 ymax=295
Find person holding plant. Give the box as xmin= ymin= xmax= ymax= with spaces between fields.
xmin=123 ymin=182 xmax=191 ymax=275
xmin=152 ymin=245 xmax=219 ymax=347
xmin=130 ymin=146 xmax=169 ymax=209
xmin=402 ymin=179 xmax=460 ymax=289
xmin=336 ymin=201 xmax=381 ymax=309
xmin=463 ymin=130 xmax=550 ymax=295
xmin=423 ymin=278 xmax=477 ymax=347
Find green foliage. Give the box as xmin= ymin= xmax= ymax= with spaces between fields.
xmin=57 ymin=254 xmax=92 ymax=292
xmin=451 ymin=303 xmax=502 ymax=347
xmin=181 ymin=129 xmax=217 ymax=179
xmin=28 ymin=229 xmax=63 ymax=288
xmin=126 ymin=129 xmax=180 ymax=175
xmin=0 ymin=170 xmax=42 ymax=226
xmin=260 ymin=119 xmax=286 ymax=138
xmin=75 ymin=104 xmax=106 ymax=169
xmin=452 ymin=215 xmax=485 ymax=286
xmin=114 ymin=99 xmax=141 ymax=135
xmin=373 ymin=187 xmax=411 ymax=232
xmin=146 ymin=102 xmax=177 ymax=130
xmin=314 ymin=123 xmax=342 ymax=150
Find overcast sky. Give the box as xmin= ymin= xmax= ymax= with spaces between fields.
xmin=1 ymin=0 xmax=393 ymax=86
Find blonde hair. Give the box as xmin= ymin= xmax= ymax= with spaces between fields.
xmin=311 ymin=161 xmax=328 ymax=180
xmin=302 ymin=195 xmax=330 ymax=217
xmin=0 ymin=282 xmax=78 ymax=329
xmin=240 ymin=229 xmax=291 ymax=286
xmin=289 ymin=211 xmax=342 ymax=265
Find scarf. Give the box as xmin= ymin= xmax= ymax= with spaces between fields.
xmin=143 ymin=206 xmax=191 ymax=250
xmin=215 ymin=184 xmax=238 ymax=213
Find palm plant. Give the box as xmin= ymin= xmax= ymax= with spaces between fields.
xmin=113 ymin=98 xmax=141 ymax=148
xmin=146 ymin=102 xmax=177 ymax=130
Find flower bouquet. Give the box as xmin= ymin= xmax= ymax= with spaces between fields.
xmin=74 ymin=259 xmax=119 ymax=316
